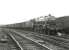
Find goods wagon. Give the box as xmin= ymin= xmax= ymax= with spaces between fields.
xmin=21 ymin=21 xmax=34 ymax=31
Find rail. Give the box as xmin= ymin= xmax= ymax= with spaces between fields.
xmin=7 ymin=33 xmax=24 ymax=50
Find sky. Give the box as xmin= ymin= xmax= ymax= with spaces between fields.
xmin=0 ymin=0 xmax=69 ymax=25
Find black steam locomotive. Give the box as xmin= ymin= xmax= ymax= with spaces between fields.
xmin=18 ymin=16 xmax=69 ymax=36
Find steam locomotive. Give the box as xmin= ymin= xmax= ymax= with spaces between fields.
xmin=20 ymin=16 xmax=69 ymax=36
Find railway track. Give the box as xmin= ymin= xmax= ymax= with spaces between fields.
xmin=7 ymin=31 xmax=49 ymax=50
xmin=9 ymin=29 xmax=69 ymax=50
xmin=0 ymin=30 xmax=21 ymax=50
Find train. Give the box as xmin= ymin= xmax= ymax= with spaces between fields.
xmin=2 ymin=15 xmax=69 ymax=36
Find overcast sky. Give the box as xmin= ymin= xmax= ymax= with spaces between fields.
xmin=0 ymin=0 xmax=69 ymax=25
